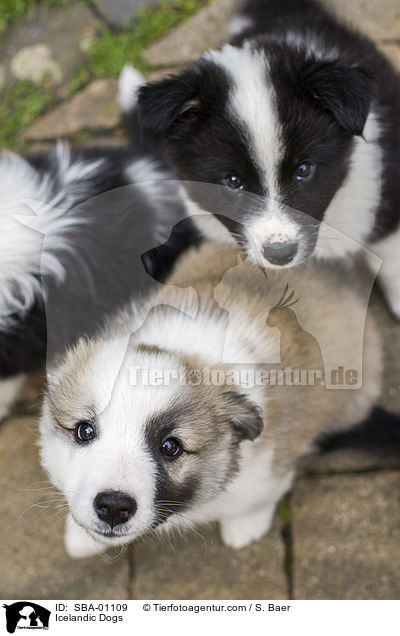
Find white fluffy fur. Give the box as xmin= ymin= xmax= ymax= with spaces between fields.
xmin=64 ymin=513 xmax=107 ymax=558
xmin=208 ymin=44 xmax=282 ymax=197
xmin=0 ymin=144 xmax=103 ymax=327
xmin=118 ymin=64 xmax=145 ymax=113
xmin=315 ymin=113 xmax=383 ymax=259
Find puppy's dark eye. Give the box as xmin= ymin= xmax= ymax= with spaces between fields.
xmin=223 ymin=175 xmax=245 ymax=190
xmin=159 ymin=437 xmax=182 ymax=458
xmin=295 ymin=162 xmax=315 ymax=181
xmin=75 ymin=421 xmax=96 ymax=444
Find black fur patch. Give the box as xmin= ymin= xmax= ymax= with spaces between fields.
xmin=0 ymin=294 xmax=46 ymax=378
xmin=145 ymin=405 xmax=200 ymax=523
xmin=317 ymin=407 xmax=400 ymax=454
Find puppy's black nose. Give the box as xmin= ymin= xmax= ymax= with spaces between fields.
xmin=94 ymin=491 xmax=137 ymax=527
xmin=263 ymin=241 xmax=298 ymax=266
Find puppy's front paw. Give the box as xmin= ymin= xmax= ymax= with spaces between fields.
xmin=64 ymin=514 xmax=107 ymax=559
xmin=219 ymin=504 xmax=275 ymax=549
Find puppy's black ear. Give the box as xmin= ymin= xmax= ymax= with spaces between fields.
xmin=138 ymin=70 xmax=201 ymax=136
xmin=222 ymin=391 xmax=264 ymax=442
xmin=303 ymin=62 xmax=373 ymax=136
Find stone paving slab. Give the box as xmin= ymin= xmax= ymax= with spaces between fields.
xmin=143 ymin=0 xmax=241 ymax=68
xmin=320 ymin=0 xmax=400 ymax=43
xmin=96 ymin=0 xmax=177 ymax=28
xmin=379 ymin=43 xmax=400 ymax=71
xmin=24 ymin=79 xmax=120 ymax=141
xmin=0 ymin=4 xmax=100 ymax=94
xmin=0 ymin=416 xmax=130 ymax=600
xmin=291 ymin=472 xmax=400 ymax=599
xmin=131 ymin=520 xmax=287 ymax=599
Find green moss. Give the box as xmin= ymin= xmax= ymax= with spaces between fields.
xmin=0 ymin=80 xmax=53 ymax=149
xmin=278 ymin=499 xmax=291 ymax=523
xmin=0 ymin=0 xmax=210 ymax=147
xmin=68 ymin=0 xmax=210 ymax=94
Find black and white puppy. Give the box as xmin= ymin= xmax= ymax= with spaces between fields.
xmin=135 ymin=0 xmax=400 ymax=317
xmin=0 ymin=119 xmax=198 ymax=420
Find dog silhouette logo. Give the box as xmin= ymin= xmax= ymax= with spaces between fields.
xmin=3 ymin=602 xmax=50 ymax=633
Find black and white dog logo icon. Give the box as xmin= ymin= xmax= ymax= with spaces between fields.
xmin=3 ymin=602 xmax=50 ymax=633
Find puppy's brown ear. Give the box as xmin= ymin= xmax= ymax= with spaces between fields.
xmin=221 ymin=390 xmax=264 ymax=442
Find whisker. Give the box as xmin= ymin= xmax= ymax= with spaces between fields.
xmin=160 ymin=515 xmax=210 ymax=549
xmin=155 ymin=502 xmax=215 ymax=522
xmin=18 ymin=500 xmax=66 ymax=520
xmin=101 ymin=544 xmax=127 ymax=564
xmin=41 ymin=508 xmax=70 ymax=533
xmin=154 ymin=507 xmax=211 ymax=551
xmin=22 ymin=485 xmax=59 ymax=493
xmin=22 ymin=480 xmax=57 ymax=491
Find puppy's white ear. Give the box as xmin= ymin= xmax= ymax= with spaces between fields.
xmin=221 ymin=390 xmax=264 ymax=442
xmin=118 ymin=64 xmax=146 ymax=114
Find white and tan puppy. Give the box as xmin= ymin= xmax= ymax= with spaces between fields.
xmin=39 ymin=244 xmax=383 ymax=558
